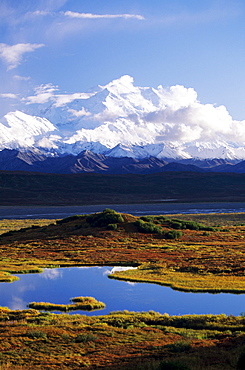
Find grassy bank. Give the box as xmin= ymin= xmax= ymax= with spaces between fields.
xmin=0 ymin=307 xmax=245 ymax=369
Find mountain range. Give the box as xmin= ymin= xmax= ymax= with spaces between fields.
xmin=0 ymin=148 xmax=245 ymax=174
xmin=1 ymin=75 xmax=245 ymax=173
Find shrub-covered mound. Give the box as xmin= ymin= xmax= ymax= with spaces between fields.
xmin=86 ymin=208 xmax=125 ymax=227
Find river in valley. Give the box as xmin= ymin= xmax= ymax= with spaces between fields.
xmin=1 ymin=202 xmax=245 ymax=219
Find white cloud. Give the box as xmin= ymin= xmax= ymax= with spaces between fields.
xmin=25 ymin=83 xmax=58 ymax=104
xmin=64 ymin=11 xmax=145 ymax=21
xmin=68 ymin=107 xmax=91 ymax=118
xmin=54 ymin=92 xmax=94 ymax=107
xmin=0 ymin=93 xmax=18 ymax=99
xmin=142 ymin=86 xmax=238 ymax=142
xmin=13 ymin=75 xmax=31 ymax=81
xmin=37 ymin=135 xmax=61 ymax=149
xmin=61 ymin=79 xmax=245 ymax=146
xmin=25 ymin=84 xmax=95 ymax=108
xmin=28 ymin=10 xmax=52 ymax=16
xmin=0 ymin=43 xmax=45 ymax=70
xmin=23 ymin=10 xmax=53 ymax=22
xmin=22 ymin=77 xmax=245 ymax=146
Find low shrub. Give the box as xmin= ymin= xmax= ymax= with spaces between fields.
xmin=202 ymin=231 xmax=210 ymax=236
xmin=107 ymin=223 xmax=118 ymax=230
xmin=56 ymin=215 xmax=86 ymax=225
xmin=26 ymin=330 xmax=47 ymax=339
xmin=139 ymin=216 xmax=215 ymax=232
xmin=165 ymin=340 xmax=191 ymax=353
xmin=75 ymin=333 xmax=97 ymax=343
xmin=164 ymin=230 xmax=182 ymax=239
xmin=87 ymin=209 xmax=124 ymax=227
xmin=170 ymin=221 xmax=183 ymax=229
xmin=140 ymin=216 xmax=156 ymax=222
xmin=170 ymin=219 xmax=215 ymax=231
xmin=135 ymin=220 xmax=163 ymax=234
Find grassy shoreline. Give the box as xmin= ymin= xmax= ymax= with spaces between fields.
xmin=0 ymin=307 xmax=245 ymax=369
xmin=109 ymin=262 xmax=245 ymax=294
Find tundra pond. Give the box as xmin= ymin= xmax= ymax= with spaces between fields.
xmin=1 ymin=266 xmax=245 ymax=316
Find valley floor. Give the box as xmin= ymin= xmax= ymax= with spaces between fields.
xmin=0 ymin=308 xmax=245 ymax=369
xmin=0 ymin=211 xmax=245 ymax=368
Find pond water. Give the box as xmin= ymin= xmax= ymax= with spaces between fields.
xmin=1 ymin=266 xmax=245 ymax=316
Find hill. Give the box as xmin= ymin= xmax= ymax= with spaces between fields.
xmin=0 ymin=170 xmax=245 ymax=206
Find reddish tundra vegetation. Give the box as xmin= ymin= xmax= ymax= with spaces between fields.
xmin=0 ymin=209 xmax=245 ymax=369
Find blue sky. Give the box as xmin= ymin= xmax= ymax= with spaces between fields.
xmin=0 ymin=0 xmax=245 ymax=120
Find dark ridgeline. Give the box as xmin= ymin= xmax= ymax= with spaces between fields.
xmin=0 ymin=169 xmax=245 ymax=206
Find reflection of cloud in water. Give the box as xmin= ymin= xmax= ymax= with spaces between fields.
xmin=41 ymin=268 xmax=63 ymax=280
xmin=103 ymin=269 xmax=112 ymax=276
xmin=77 ymin=266 xmax=104 ymax=270
xmin=10 ymin=296 xmax=26 ymax=310
xmin=109 ymin=267 xmax=137 ymax=274
xmin=104 ymin=267 xmax=138 ymax=285
xmin=125 ymin=281 xmax=137 ymax=286
xmin=18 ymin=283 xmax=35 ymax=293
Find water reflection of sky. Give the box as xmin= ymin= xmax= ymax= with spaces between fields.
xmin=0 ymin=266 xmax=245 ymax=316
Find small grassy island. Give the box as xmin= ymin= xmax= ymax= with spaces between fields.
xmin=1 ymin=209 xmax=245 ymax=368
xmin=28 ymin=296 xmax=106 ymax=312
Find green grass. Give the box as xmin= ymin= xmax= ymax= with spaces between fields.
xmin=28 ymin=296 xmax=106 ymax=312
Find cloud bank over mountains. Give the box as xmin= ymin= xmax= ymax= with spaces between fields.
xmin=1 ymin=75 xmax=245 ymax=160
xmin=25 ymin=75 xmax=245 ymax=144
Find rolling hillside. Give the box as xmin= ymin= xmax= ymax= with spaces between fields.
xmin=0 ymin=170 xmax=245 ymax=206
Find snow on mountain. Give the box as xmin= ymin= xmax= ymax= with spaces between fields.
xmin=184 ymin=141 xmax=245 ymax=160
xmin=0 ymin=111 xmax=58 ymax=150
xmin=1 ymin=75 xmax=245 ymax=160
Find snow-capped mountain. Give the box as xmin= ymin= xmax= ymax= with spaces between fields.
xmin=1 ymin=75 xmax=245 ymax=160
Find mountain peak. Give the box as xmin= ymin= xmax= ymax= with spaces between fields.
xmin=1 ymin=76 xmax=245 ymax=161
xmin=102 ymin=75 xmax=135 ymax=94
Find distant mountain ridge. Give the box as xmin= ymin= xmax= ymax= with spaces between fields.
xmin=0 ymin=148 xmax=245 ymax=174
